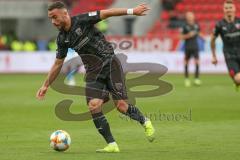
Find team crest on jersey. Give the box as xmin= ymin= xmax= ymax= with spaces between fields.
xmin=222 ymin=26 xmax=227 ymax=30
xmin=75 ymin=28 xmax=82 ymax=36
xmin=235 ymin=23 xmax=240 ymax=29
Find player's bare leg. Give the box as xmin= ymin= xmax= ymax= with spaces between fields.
xmin=184 ymin=58 xmax=191 ymax=87
xmin=234 ymin=73 xmax=240 ymax=91
xmin=234 ymin=73 xmax=240 ymax=85
xmin=194 ymin=58 xmax=202 ymax=86
xmin=89 ymin=99 xmax=120 ymax=153
xmin=114 ymin=100 xmax=155 ymax=142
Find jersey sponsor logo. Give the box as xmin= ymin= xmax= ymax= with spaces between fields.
xmin=225 ymin=32 xmax=240 ymax=38
xmin=73 ymin=37 xmax=90 ymax=51
xmin=88 ymin=11 xmax=97 ymax=16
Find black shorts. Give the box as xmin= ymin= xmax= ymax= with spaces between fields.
xmin=185 ymin=49 xmax=199 ymax=60
xmin=224 ymin=55 xmax=240 ymax=78
xmin=85 ymin=55 xmax=128 ymax=104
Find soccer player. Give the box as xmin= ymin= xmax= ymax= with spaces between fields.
xmin=211 ymin=0 xmax=240 ymax=90
xmin=181 ymin=12 xmax=203 ymax=87
xmin=36 ymin=1 xmax=155 ymax=153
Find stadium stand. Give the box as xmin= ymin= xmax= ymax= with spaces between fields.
xmin=148 ymin=0 xmax=240 ymax=36
xmin=0 ymin=0 xmax=115 ymax=51
xmin=71 ymin=0 xmax=114 ymax=15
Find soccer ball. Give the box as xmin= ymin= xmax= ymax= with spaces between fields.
xmin=50 ymin=130 xmax=71 ymax=152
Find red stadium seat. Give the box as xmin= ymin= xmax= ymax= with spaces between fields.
xmin=161 ymin=11 xmax=170 ymax=21
xmin=71 ymin=0 xmax=114 ymax=15
xmin=176 ymin=3 xmax=185 ymax=13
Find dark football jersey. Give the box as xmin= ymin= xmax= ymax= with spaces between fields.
xmin=182 ymin=23 xmax=200 ymax=50
xmin=56 ymin=11 xmax=114 ymax=72
xmin=214 ymin=18 xmax=240 ymax=54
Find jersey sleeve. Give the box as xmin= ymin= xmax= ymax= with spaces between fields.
xmin=56 ymin=44 xmax=68 ymax=59
xmin=181 ymin=25 xmax=188 ymax=34
xmin=56 ymin=35 xmax=68 ymax=59
xmin=213 ymin=22 xmax=221 ymax=37
xmin=75 ymin=10 xmax=101 ymax=25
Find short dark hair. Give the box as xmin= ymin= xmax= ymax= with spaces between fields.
xmin=224 ymin=0 xmax=234 ymax=4
xmin=48 ymin=1 xmax=67 ymax=11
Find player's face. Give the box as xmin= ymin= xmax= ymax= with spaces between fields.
xmin=186 ymin=12 xmax=195 ymax=25
xmin=48 ymin=9 xmax=68 ymax=30
xmin=223 ymin=3 xmax=236 ymax=17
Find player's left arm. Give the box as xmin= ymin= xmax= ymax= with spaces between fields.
xmin=100 ymin=4 xmax=150 ymax=19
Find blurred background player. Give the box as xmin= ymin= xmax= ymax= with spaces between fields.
xmin=62 ymin=48 xmax=83 ymax=86
xmin=180 ymin=12 xmax=203 ymax=87
xmin=211 ymin=0 xmax=240 ymax=91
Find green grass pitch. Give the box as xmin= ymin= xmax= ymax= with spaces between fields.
xmin=0 ymin=74 xmax=239 ymax=160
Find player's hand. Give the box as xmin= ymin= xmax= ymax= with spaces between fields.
xmin=133 ymin=4 xmax=150 ymax=16
xmin=189 ymin=31 xmax=196 ymax=37
xmin=212 ymin=56 xmax=218 ymax=65
xmin=36 ymin=86 xmax=48 ymax=100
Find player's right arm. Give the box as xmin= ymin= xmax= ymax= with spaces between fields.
xmin=211 ymin=22 xmax=221 ymax=65
xmin=36 ymin=35 xmax=68 ymax=100
xmin=36 ymin=58 xmax=64 ymax=100
xmin=210 ymin=34 xmax=218 ymax=65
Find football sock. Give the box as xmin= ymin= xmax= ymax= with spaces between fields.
xmin=185 ymin=64 xmax=189 ymax=78
xmin=195 ymin=64 xmax=199 ymax=79
xmin=92 ymin=112 xmax=115 ymax=144
xmin=124 ymin=104 xmax=146 ymax=125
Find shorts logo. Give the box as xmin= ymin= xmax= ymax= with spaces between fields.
xmin=115 ymin=83 xmax=123 ymax=91
xmin=88 ymin=11 xmax=97 ymax=16
xmin=75 ymin=28 xmax=82 ymax=36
